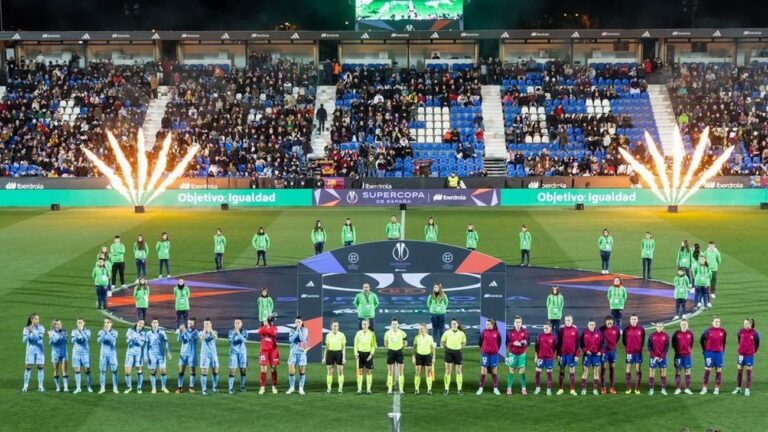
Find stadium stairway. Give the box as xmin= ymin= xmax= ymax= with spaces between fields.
xmin=480 ymin=85 xmax=507 ymax=176
xmin=310 ymin=85 xmax=336 ymax=158
xmin=141 ymin=86 xmax=171 ymax=148
xmin=648 ymin=84 xmax=677 ymax=155
xmin=0 ymin=86 xmax=5 ymax=99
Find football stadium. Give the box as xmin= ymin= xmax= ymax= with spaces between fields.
xmin=3 ymin=1 xmax=768 ymax=431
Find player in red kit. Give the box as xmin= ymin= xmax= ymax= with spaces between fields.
xmin=733 ymin=318 xmax=759 ymax=396
xmin=622 ymin=314 xmax=645 ymax=394
xmin=700 ymin=316 xmax=727 ymax=395
xmin=647 ymin=322 xmax=669 ymax=395
xmin=476 ymin=318 xmax=502 ymax=395
xmin=556 ymin=315 xmax=579 ymax=396
xmin=257 ymin=318 xmax=279 ymax=394
xmin=579 ymin=319 xmax=602 ymax=396
xmin=672 ymin=318 xmax=694 ymax=394
xmin=533 ymin=322 xmax=556 ymax=396
xmin=599 ymin=316 xmax=620 ymax=394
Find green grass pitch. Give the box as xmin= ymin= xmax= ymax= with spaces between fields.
xmin=1 ymin=206 xmax=766 ymax=431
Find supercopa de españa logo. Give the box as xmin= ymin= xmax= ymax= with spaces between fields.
xmin=392 ymin=242 xmax=409 ymax=262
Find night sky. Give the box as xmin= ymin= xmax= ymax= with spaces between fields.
xmin=2 ymin=0 xmax=766 ymax=30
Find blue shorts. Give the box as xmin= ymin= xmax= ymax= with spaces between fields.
xmin=559 ymin=354 xmax=577 ymax=368
xmin=674 ymin=355 xmax=692 ymax=370
xmin=51 ymin=351 xmax=68 ymax=364
xmin=582 ymin=354 xmax=602 ymax=368
xmin=287 ymin=352 xmax=307 ymax=367
xmin=649 ymin=356 xmax=667 ymax=369
xmin=147 ymin=354 xmax=167 ymax=370
xmin=124 ymin=352 xmax=144 ymax=368
xmin=179 ymin=354 xmax=198 ymax=368
xmin=71 ymin=352 xmax=90 ymax=369
xmin=602 ymin=350 xmax=617 ymax=364
xmin=480 ymin=353 xmax=499 ymax=369
xmin=536 ymin=358 xmax=554 ymax=370
xmin=704 ymin=351 xmax=723 ymax=369
xmin=200 ymin=354 xmax=219 ymax=369
xmin=737 ymin=355 xmax=755 ymax=367
xmin=25 ymin=351 xmax=44 ymax=366
xmin=625 ymin=353 xmax=643 ymax=365
xmin=99 ymin=355 xmax=118 ymax=372
xmin=229 ymin=352 xmax=248 ymax=369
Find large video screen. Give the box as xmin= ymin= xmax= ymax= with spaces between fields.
xmin=356 ymin=0 xmax=464 ymax=21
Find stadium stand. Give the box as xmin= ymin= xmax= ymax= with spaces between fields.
xmin=668 ymin=62 xmax=768 ymax=175
xmin=501 ymin=61 xmax=654 ymax=176
xmin=158 ymin=56 xmax=317 ymax=179
xmin=324 ymin=65 xmax=486 ymax=178
xmin=0 ymin=58 xmax=151 ymax=177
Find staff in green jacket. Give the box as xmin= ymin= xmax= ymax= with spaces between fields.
xmin=427 ymin=283 xmax=448 ymax=344
xmin=386 ymin=215 xmax=402 ymax=240
xmin=134 ymin=234 xmax=149 ymax=281
xmin=424 ymin=217 xmax=439 ymax=242
xmin=519 ymin=225 xmax=532 ymax=267
xmin=252 ymin=227 xmax=271 ymax=267
xmin=312 ymin=220 xmax=327 ymax=255
xmin=692 ymin=255 xmax=712 ymax=310
xmin=598 ymin=229 xmax=614 ymax=274
xmin=607 ymin=277 xmax=627 ymax=328
xmin=546 ymin=285 xmax=564 ymax=330
xmin=173 ymin=278 xmax=191 ymax=329
xmin=92 ymin=258 xmax=111 ymax=310
xmin=466 ymin=224 xmax=479 ymax=250
xmin=214 ymin=228 xmax=227 ymax=271
xmin=676 ymin=240 xmax=692 ymax=286
xmin=134 ymin=277 xmax=150 ymax=322
xmin=156 ymin=232 xmax=171 ymax=278
xmin=342 ymin=218 xmax=356 ymax=246
xmin=641 ymin=232 xmax=655 ymax=280
xmin=258 ymin=287 xmax=275 ymax=323
xmin=353 ymin=283 xmax=380 ymax=331
xmin=110 ymin=235 xmax=126 ymax=288
xmin=704 ymin=241 xmax=722 ymax=300
xmin=673 ymin=268 xmax=690 ymax=319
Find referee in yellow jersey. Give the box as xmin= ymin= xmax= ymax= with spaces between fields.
xmin=354 ymin=319 xmax=377 ymax=394
xmin=323 ymin=320 xmax=346 ymax=394
xmin=384 ymin=317 xmax=408 ymax=395
xmin=412 ymin=323 xmax=436 ymax=395
xmin=440 ymin=319 xmax=467 ymax=395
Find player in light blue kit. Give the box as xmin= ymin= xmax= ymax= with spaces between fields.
xmin=98 ymin=318 xmax=119 ymax=394
xmin=176 ymin=318 xmax=199 ymax=393
xmin=70 ymin=318 xmax=92 ymax=393
xmin=228 ymin=318 xmax=248 ymax=394
xmin=48 ymin=319 xmax=69 ymax=392
xmin=146 ymin=318 xmax=171 ymax=394
xmin=199 ymin=317 xmax=219 ymax=395
xmin=286 ymin=315 xmax=309 ymax=395
xmin=124 ymin=320 xmax=147 ymax=394
xmin=22 ymin=313 xmax=45 ymax=392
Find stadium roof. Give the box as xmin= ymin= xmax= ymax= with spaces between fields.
xmin=3 ymin=28 xmax=768 ymax=42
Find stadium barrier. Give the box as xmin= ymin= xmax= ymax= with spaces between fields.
xmin=1 ymin=188 xmax=767 ymax=207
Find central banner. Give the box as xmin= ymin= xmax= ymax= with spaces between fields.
xmin=297 ymin=241 xmax=507 ymax=362
xmin=313 ymin=188 xmax=500 ymax=207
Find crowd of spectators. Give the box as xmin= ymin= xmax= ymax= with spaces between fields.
xmin=668 ymin=62 xmax=768 ymax=174
xmin=321 ymin=65 xmax=484 ymax=177
xmin=0 ymin=57 xmax=152 ymax=177
xmin=503 ymin=60 xmax=648 ymax=176
xmin=3 ymin=53 xmax=768 ymax=180
xmin=158 ymin=55 xmax=317 ymax=180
